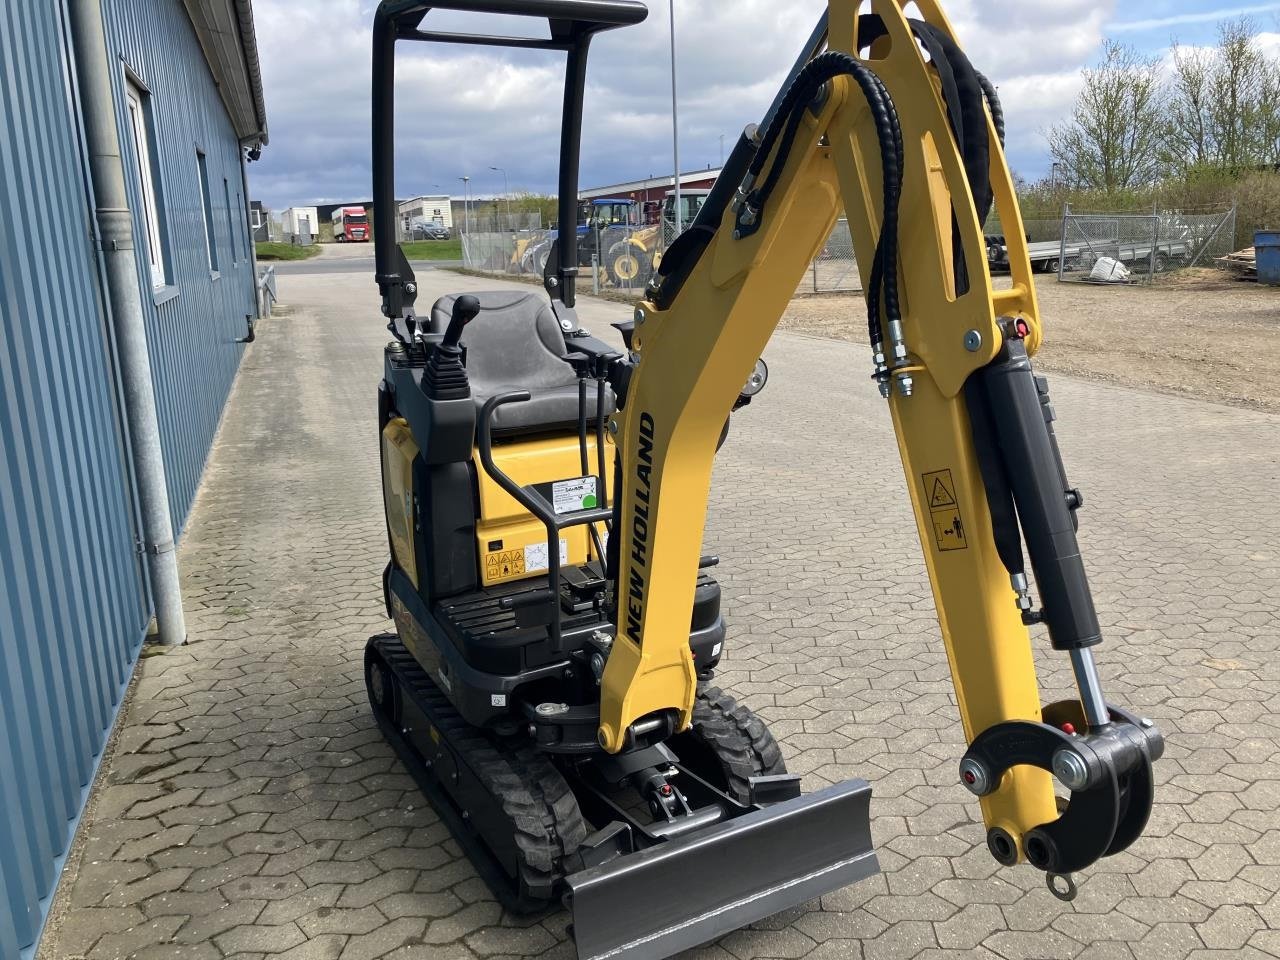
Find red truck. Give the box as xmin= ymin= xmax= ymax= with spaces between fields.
xmin=332 ymin=205 xmax=370 ymax=242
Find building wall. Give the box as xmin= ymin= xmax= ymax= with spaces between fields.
xmin=251 ymin=201 xmax=271 ymax=242
xmin=105 ymin=0 xmax=258 ymax=532
xmin=401 ymin=195 xmax=454 ymax=231
xmin=0 ymin=0 xmax=257 ymax=955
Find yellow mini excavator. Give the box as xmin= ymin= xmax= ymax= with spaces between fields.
xmin=366 ymin=3 xmax=1165 ymax=958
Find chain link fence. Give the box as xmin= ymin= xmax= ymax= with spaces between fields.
xmin=802 ymin=218 xmax=862 ymax=295
xmin=460 ymin=211 xmax=866 ymax=298
xmin=460 ymin=215 xmax=665 ymax=297
xmin=1054 ymin=207 xmax=1236 ymax=283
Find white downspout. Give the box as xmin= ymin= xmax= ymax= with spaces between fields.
xmin=68 ymin=0 xmax=187 ymax=645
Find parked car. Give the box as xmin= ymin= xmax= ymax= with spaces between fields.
xmin=411 ymin=220 xmax=450 ymax=240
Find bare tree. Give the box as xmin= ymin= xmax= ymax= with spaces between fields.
xmin=1048 ymin=41 xmax=1165 ymax=192
xmin=1165 ymin=43 xmax=1214 ymax=170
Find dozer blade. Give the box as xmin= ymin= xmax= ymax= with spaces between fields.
xmin=566 ymin=778 xmax=878 ymax=960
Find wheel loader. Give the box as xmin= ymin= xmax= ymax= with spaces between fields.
xmin=603 ymin=190 xmax=709 ymax=289
xmin=367 ymin=2 xmax=1165 ymax=958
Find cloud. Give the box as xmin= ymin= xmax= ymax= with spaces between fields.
xmin=1111 ymin=3 xmax=1280 ymax=33
xmin=246 ymin=0 xmax=1115 ymax=208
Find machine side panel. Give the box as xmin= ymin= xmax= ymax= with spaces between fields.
xmin=413 ymin=459 xmax=480 ymax=600
xmin=382 ymin=419 xmax=420 ymax=590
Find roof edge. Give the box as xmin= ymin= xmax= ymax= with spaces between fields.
xmin=232 ymin=0 xmax=268 ymax=146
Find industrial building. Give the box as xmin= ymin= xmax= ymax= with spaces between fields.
xmin=0 ymin=1 xmax=267 ymax=956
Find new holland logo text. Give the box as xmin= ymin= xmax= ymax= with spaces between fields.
xmin=625 ymin=412 xmax=656 ymax=644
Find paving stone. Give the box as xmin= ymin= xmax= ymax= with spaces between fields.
xmin=1194 ymin=904 xmax=1263 ymax=950
xmin=88 ymin=916 xmax=185 ymax=959
xmin=464 ymin=924 xmax=558 ymax=957
xmin=214 ymin=921 xmax=308 ymax=955
xmin=297 ymin=905 xmax=388 ymax=938
xmin=338 ymin=918 xmax=429 ymax=960
xmin=271 ymin=935 xmax=350 ymax=960
xmin=55 ymin=905 xmax=146 ymax=956
xmin=175 ymin=899 xmax=267 ymax=944
xmin=719 ymin=927 xmax=818 ymax=959
xmin=37 ymin=269 xmax=1280 ymax=960
xmin=933 ymin=903 xmax=1004 ymax=950
xmin=421 ymin=903 xmax=504 ymax=945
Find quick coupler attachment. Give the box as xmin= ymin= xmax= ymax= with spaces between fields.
xmin=959 ymin=703 xmax=1164 ymax=884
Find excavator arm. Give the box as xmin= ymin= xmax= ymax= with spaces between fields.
xmin=600 ymin=0 xmax=1162 ymax=884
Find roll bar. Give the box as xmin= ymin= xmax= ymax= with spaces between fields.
xmin=373 ymin=0 xmax=648 ymax=325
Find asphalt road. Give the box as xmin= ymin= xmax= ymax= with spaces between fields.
xmin=268 ymin=255 xmax=463 ymax=276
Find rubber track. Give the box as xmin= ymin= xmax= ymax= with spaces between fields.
xmin=368 ymin=635 xmax=588 ymax=908
xmin=689 ymin=685 xmax=788 ymax=803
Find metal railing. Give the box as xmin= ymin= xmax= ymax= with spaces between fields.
xmin=257 ymin=264 xmax=277 ymax=317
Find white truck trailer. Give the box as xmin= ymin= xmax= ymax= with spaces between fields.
xmin=282 ymin=206 xmax=319 ymax=244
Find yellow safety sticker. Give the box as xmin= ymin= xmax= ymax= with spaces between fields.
xmin=484 ymin=548 xmax=527 ymax=582
xmin=922 ymin=469 xmax=968 ymax=552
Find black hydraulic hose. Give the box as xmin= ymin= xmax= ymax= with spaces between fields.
xmin=977 ymin=71 xmax=1004 ymax=148
xmin=743 ymin=51 xmax=904 ymax=349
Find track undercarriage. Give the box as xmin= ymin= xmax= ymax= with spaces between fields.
xmin=365 ymin=633 xmax=879 ymax=959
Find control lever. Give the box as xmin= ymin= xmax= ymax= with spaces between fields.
xmin=424 ymin=296 xmax=480 ymax=401
xmin=442 ymin=295 xmax=481 ymax=350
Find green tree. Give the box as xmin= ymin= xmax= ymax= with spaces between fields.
xmin=1206 ymin=18 xmax=1267 ymax=169
xmin=1252 ymin=56 xmax=1280 ymax=166
xmin=1048 ymin=41 xmax=1165 ymax=192
xmin=1165 ymin=43 xmax=1214 ymax=170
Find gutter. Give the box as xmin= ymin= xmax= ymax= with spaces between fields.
xmin=232 ymin=0 xmax=268 ymax=146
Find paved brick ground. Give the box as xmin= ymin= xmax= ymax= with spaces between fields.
xmin=41 ymin=266 xmax=1280 ymax=960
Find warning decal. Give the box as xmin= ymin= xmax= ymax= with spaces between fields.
xmin=484 ymin=548 xmax=527 ymax=582
xmin=928 ymin=473 xmax=958 ymax=509
xmin=921 ymin=469 xmax=968 ymax=552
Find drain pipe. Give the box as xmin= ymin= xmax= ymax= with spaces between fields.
xmin=69 ymin=0 xmax=187 ymax=645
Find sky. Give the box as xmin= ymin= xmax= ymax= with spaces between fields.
xmin=245 ymin=1 xmax=1280 ymax=210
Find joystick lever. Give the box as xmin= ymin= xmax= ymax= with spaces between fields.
xmin=442 ymin=296 xmax=481 ymax=352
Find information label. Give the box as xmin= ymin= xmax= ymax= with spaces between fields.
xmin=552 ymin=476 xmax=599 ymax=515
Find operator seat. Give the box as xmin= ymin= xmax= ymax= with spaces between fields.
xmin=429 ymin=292 xmax=614 ymax=438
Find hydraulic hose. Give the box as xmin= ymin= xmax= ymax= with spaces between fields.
xmin=742 ymin=51 xmax=904 ymax=351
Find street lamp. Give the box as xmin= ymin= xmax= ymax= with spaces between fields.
xmin=458 ymin=176 xmax=471 ymax=235
xmin=490 ymin=166 xmax=512 ymax=230
xmin=668 ymin=0 xmax=682 ymax=233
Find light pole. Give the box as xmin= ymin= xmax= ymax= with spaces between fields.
xmin=668 ymin=0 xmax=682 ymax=233
xmin=490 ymin=165 xmax=512 ymax=230
xmin=458 ymin=176 xmax=471 ymax=235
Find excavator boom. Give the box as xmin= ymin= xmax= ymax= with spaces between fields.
xmin=600 ymin=0 xmax=1161 ymax=886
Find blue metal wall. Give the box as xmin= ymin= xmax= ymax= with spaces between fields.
xmin=105 ymin=0 xmax=258 ymax=531
xmin=0 ymin=0 xmax=256 ymax=954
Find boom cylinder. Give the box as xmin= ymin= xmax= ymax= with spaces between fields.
xmin=973 ymin=330 xmax=1103 ymax=656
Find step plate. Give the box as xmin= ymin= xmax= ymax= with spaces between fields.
xmin=566 ymin=778 xmax=878 ymax=960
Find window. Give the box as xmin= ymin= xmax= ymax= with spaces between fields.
xmin=196 ymin=150 xmax=218 ymax=273
xmin=125 ymin=80 xmax=166 ymax=288
xmin=223 ymin=178 xmax=237 ymax=263
xmin=251 ymin=207 xmax=262 ymax=229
